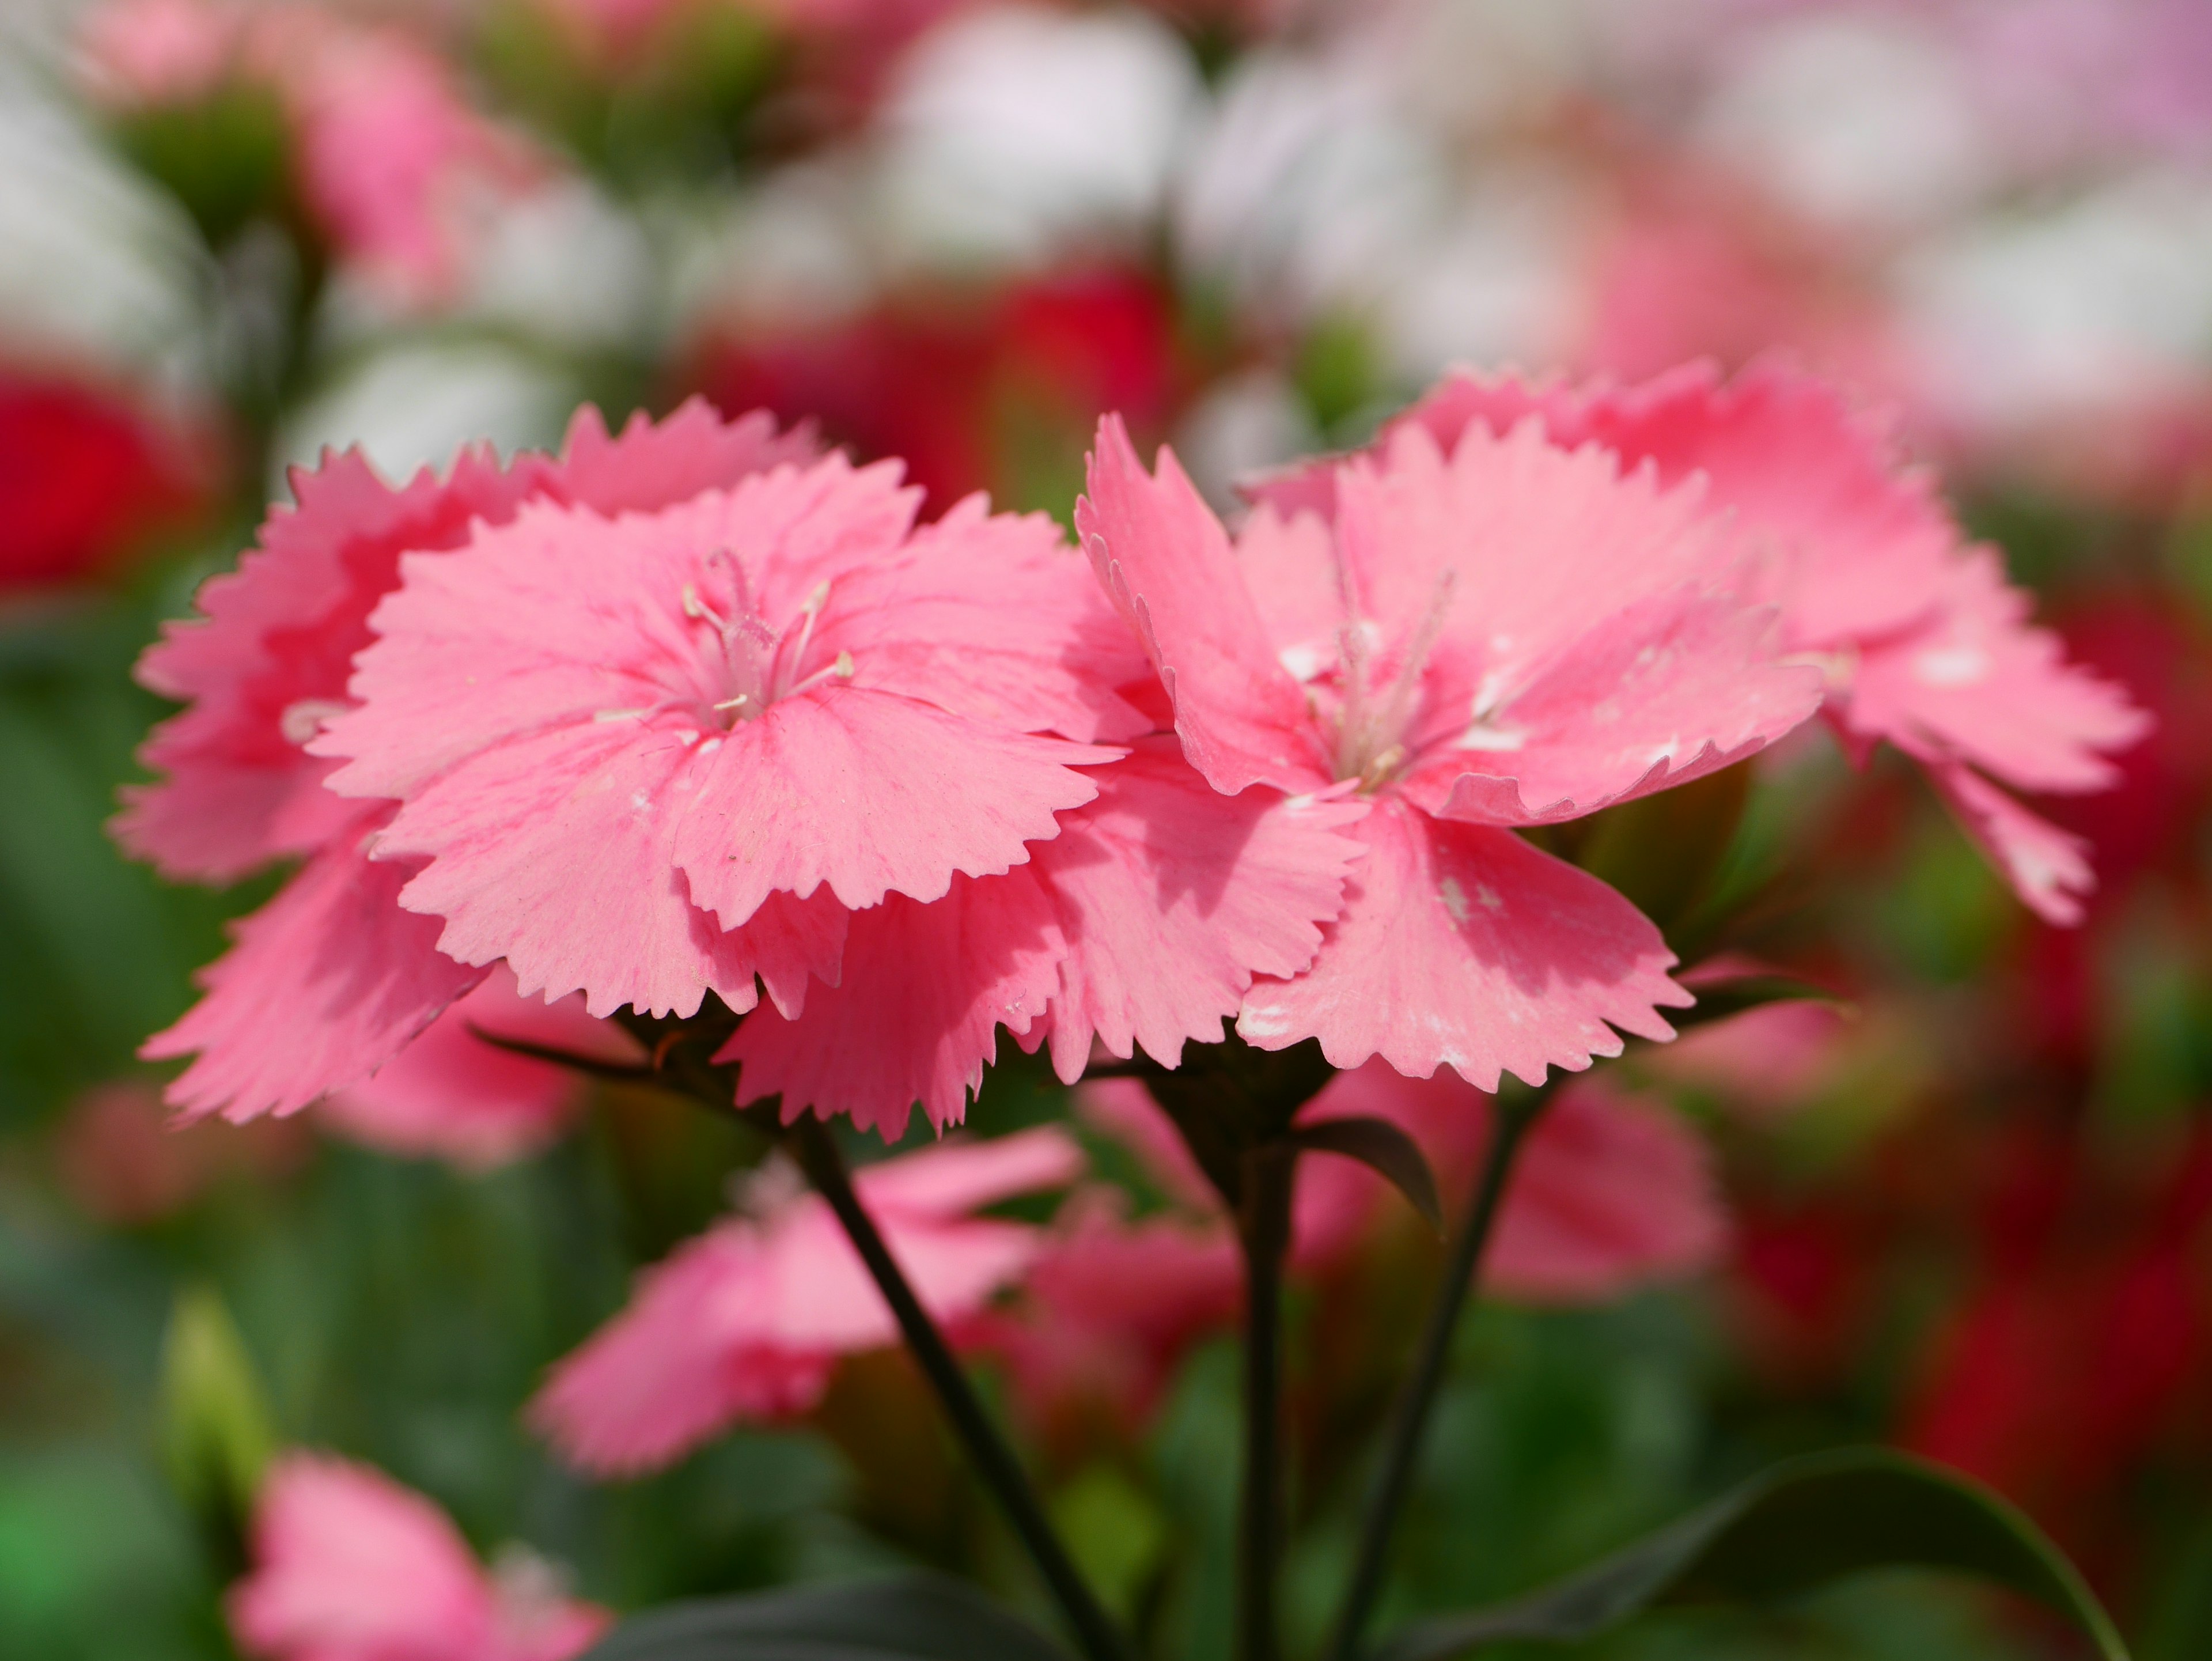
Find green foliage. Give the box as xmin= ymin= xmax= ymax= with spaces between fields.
xmin=579 ymin=1572 xmax=1077 ymax=1661
xmin=1372 ymin=1449 xmax=2126 ymax=1661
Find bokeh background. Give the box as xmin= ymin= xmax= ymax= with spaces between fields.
xmin=3 ymin=1 xmax=2211 ymax=1656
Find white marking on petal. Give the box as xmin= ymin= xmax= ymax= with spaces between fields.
xmin=1239 ymin=1004 xmax=1293 ymax=1039
xmin=1453 ymin=722 xmax=1527 ymax=752
xmin=1438 ymin=877 xmax=1471 ymax=925
xmin=1915 ymin=644 xmax=1990 ymax=687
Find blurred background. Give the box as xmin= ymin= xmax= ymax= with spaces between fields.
xmin=2 ymin=0 xmax=2210 ymax=1656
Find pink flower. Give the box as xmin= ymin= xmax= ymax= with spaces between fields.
xmin=318 ymin=968 xmax=642 ymax=1169
xmin=1298 ymin=360 xmax=2149 ymax=922
xmin=77 ymin=0 xmax=241 ymax=108
xmin=1082 ymin=1063 xmax=1727 ymax=1305
xmin=311 ymin=457 xmax=1142 ymax=1036
xmin=229 ymin=1452 xmax=608 ymax=1661
xmin=531 ymin=1127 xmax=1082 ymax=1474
xmin=262 ymin=17 xmax=538 ymax=307
xmin=123 ymin=401 xmax=817 ymax=1123
xmin=971 ymin=1190 xmax=1243 ymax=1448
xmin=721 ymin=736 xmax=1365 ymax=1135
xmin=1080 ymin=410 xmax=1825 ymax=1088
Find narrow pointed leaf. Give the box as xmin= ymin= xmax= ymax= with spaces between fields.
xmin=1372 ymin=1448 xmax=2127 ymax=1661
xmin=1291 ymin=1116 xmax=1444 ymax=1231
xmin=467 ymin=1024 xmax=658 ymax=1081
xmin=582 ymin=1573 xmax=1080 ymax=1661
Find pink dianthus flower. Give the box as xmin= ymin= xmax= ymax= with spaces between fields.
xmin=123 ymin=400 xmax=817 ymax=1123
xmin=1078 ymin=407 xmax=1826 ymax=1088
xmin=1270 ymin=360 xmax=2149 ymax=922
xmin=229 ymin=1452 xmax=607 ymax=1661
xmin=531 ymin=1127 xmax=1081 ymax=1474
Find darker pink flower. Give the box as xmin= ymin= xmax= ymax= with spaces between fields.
xmin=969 ymin=1190 xmax=1243 ymax=1448
xmin=229 ymin=1452 xmax=608 ymax=1661
xmin=124 ymin=401 xmax=817 ymax=1123
xmin=1294 ymin=1066 xmax=1728 ymax=1302
xmin=1286 ymin=360 xmax=2149 ymax=922
xmin=1080 ymin=410 xmax=1825 ymax=1087
xmin=531 ymin=1127 xmax=1081 ymax=1474
xmin=1084 ymin=1065 xmax=1727 ymax=1305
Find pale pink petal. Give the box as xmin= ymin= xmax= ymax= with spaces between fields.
xmin=854 ymin=1126 xmax=1086 ymax=1219
xmin=143 ymin=823 xmax=486 ymax=1123
xmin=1029 ymin=741 xmax=1366 ymax=1079
xmin=376 ymin=721 xmax=845 ymax=1019
xmin=1233 ymin=502 xmax=1345 ymax=673
xmin=1237 ymin=799 xmax=1687 ymax=1089
xmin=318 ymin=967 xmax=637 ymax=1168
xmin=1921 ymin=759 xmax=2097 ymax=926
xmin=119 ymin=445 xmax=546 ymax=882
xmin=1401 ymin=583 xmax=1824 ymax=825
xmin=1488 ymin=1077 xmax=1727 ymax=1302
xmin=120 ymin=404 xmax=812 ymax=886
xmin=229 ymin=1452 xmax=499 ymax=1661
xmin=552 ymin=398 xmax=820 ymax=517
xmin=672 ymin=689 xmax=1112 ymax=926
xmin=1327 ymin=421 xmax=1821 ymax=822
xmin=1846 ymin=551 xmax=2149 ymax=794
xmin=722 ymin=867 xmax=1063 ymax=1136
xmin=1347 ymin=360 xmax=1963 ymax=647
xmin=1077 ymin=416 xmax=1328 ymax=794
xmin=826 ymin=493 xmax=1152 ymax=743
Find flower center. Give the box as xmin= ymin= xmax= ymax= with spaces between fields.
xmin=1329 ymin=570 xmax=1455 ymax=792
xmin=681 ymin=553 xmax=858 ymax=731
xmin=593 ymin=556 xmax=855 ymax=733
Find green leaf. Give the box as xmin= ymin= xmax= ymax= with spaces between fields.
xmin=582 ymin=1572 xmax=1079 ymax=1661
xmin=1667 ymin=971 xmax=1843 ymax=1035
xmin=156 ymin=1285 xmax=276 ymax=1570
xmin=1290 ymin=1117 xmax=1443 ymax=1231
xmin=1372 ymin=1447 xmax=2128 ymax=1661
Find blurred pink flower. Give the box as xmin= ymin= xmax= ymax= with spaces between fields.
xmin=122 ymin=402 xmax=816 ymax=1123
xmin=80 ymin=0 xmax=539 ymax=304
xmin=532 ymin=1127 xmax=1082 ymax=1474
xmin=1331 ymin=360 xmax=2148 ymax=921
xmin=312 ymin=455 xmax=1140 ymax=1038
xmin=230 ymin=1452 xmax=608 ymax=1661
xmin=1082 ymin=1062 xmax=1727 ymax=1308
xmin=260 ymin=16 xmax=539 ymax=307
xmin=722 ymin=736 xmax=1363 ymax=1135
xmin=1083 ymin=409 xmax=1824 ymax=1087
xmin=969 ymin=1190 xmax=1242 ymax=1447
xmin=55 ymin=1080 xmax=308 ymax=1225
xmin=78 ymin=0 xmax=241 ymax=107
xmin=318 ymin=967 xmax=641 ymax=1168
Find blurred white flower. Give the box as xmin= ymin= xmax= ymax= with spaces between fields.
xmin=1693 ymin=12 xmax=1993 ymax=233
xmin=1171 ymin=366 xmax=1320 ymax=512
xmin=0 ymin=66 xmax=198 ymax=368
xmin=876 ymin=4 xmax=1202 ymax=271
xmin=274 ymin=340 xmax=574 ymax=487
xmin=1173 ymin=49 xmax=1441 ymax=324
xmin=1896 ymin=171 xmax=2212 ymax=440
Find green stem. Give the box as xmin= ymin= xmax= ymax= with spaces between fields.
xmin=786 ymin=1115 xmax=1129 ymax=1661
xmin=1237 ymin=1140 xmax=1298 ymax=1661
xmin=1324 ymin=1085 xmax=1552 ymax=1661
